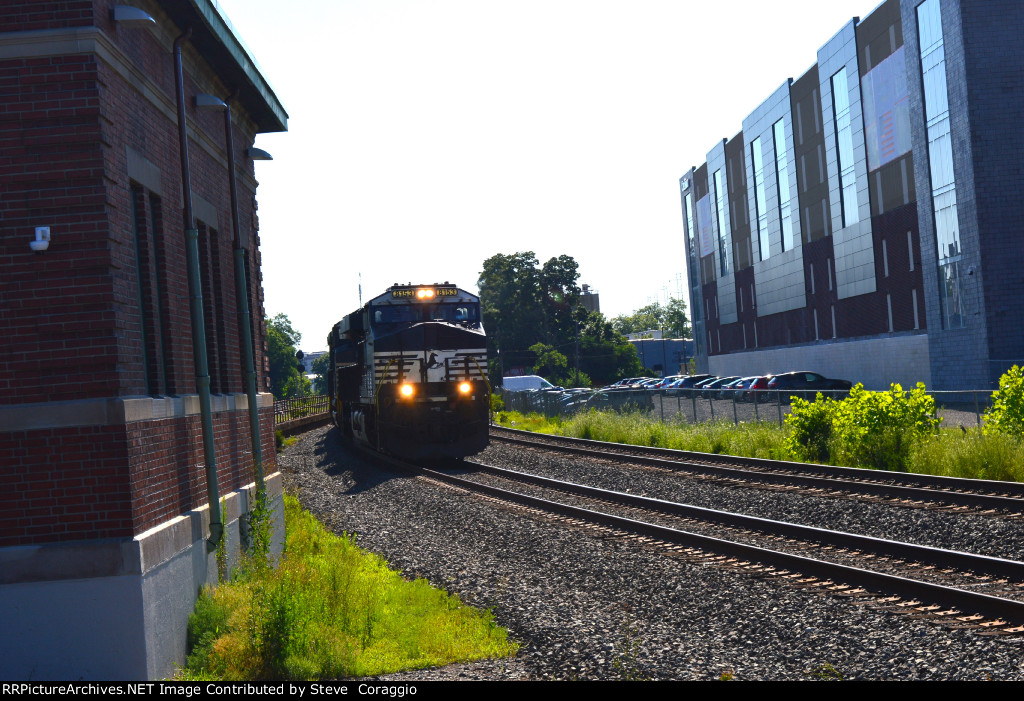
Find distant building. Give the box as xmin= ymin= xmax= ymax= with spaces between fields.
xmin=629 ymin=338 xmax=692 ymax=376
xmin=680 ymin=0 xmax=1024 ymax=390
xmin=0 ymin=0 xmax=286 ymax=679
xmin=580 ymin=284 xmax=601 ymax=313
xmin=299 ymin=350 xmax=328 ymax=374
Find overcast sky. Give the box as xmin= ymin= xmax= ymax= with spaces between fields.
xmin=213 ymin=0 xmax=883 ymax=351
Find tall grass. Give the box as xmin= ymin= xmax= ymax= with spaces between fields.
xmin=551 ymin=409 xmax=789 ymax=460
xmin=494 ymin=409 xmax=1024 ymax=482
xmin=909 ymin=430 xmax=1024 ymax=482
xmin=181 ymin=496 xmax=518 ymax=680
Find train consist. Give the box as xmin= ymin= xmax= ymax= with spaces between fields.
xmin=326 ymin=283 xmax=490 ymax=459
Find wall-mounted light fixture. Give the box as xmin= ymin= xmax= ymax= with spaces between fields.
xmin=247 ymin=147 xmax=273 ymax=161
xmin=30 ymin=226 xmax=50 ymax=253
xmin=195 ymin=94 xmax=227 ymax=111
xmin=112 ymin=5 xmax=156 ymax=26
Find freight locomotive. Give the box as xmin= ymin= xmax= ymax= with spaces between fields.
xmin=326 ymin=283 xmax=490 ymax=459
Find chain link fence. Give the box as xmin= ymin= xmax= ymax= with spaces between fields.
xmin=502 ymin=387 xmax=994 ymax=428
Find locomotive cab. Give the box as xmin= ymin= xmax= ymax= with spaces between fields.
xmin=328 ymin=283 xmax=489 ymax=459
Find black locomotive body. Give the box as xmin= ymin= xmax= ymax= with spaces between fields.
xmin=327 ymin=283 xmax=489 ymax=459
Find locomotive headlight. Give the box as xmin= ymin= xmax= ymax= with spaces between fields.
xmin=416 ymin=288 xmax=435 ymax=299
xmin=458 ymin=382 xmax=472 ymax=394
xmin=400 ymin=383 xmax=415 ymax=398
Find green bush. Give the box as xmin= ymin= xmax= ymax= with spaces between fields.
xmin=785 ymin=394 xmax=837 ymax=463
xmin=785 ymin=383 xmax=940 ymax=471
xmin=983 ymin=365 xmax=1024 ymax=438
xmin=489 ymin=393 xmax=505 ymax=413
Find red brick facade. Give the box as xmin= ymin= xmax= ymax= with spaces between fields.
xmin=0 ymin=0 xmax=284 ymax=548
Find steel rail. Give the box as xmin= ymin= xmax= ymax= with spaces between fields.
xmin=414 ymin=461 xmax=1024 ymax=625
xmin=461 ymin=459 xmax=1024 ymax=581
xmin=490 ymin=427 xmax=1024 ymax=513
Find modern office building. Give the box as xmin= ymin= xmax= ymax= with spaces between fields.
xmin=680 ymin=0 xmax=1024 ymax=391
xmin=0 ymin=0 xmax=286 ymax=679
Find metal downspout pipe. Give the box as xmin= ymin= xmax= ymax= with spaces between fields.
xmin=174 ymin=28 xmax=222 ymax=550
xmin=222 ymin=93 xmax=265 ymax=491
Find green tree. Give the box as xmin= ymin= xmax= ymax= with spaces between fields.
xmin=311 ymin=353 xmax=330 ymax=395
xmin=267 ymin=314 xmax=308 ymax=399
xmin=610 ymin=298 xmax=690 ymax=339
xmin=576 ymin=310 xmax=642 ymax=385
xmin=478 ymin=252 xmax=544 ymax=372
xmin=478 ymin=252 xmax=643 ymax=386
xmin=611 ymin=302 xmax=665 ymax=337
xmin=529 ymin=342 xmax=568 ymax=381
xmin=664 ymin=297 xmax=691 ymax=339
xmin=540 ymin=255 xmax=581 ymax=344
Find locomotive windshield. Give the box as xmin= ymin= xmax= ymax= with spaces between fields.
xmin=372 ymin=302 xmax=480 ymax=327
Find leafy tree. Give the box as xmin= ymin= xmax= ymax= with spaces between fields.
xmin=267 ymin=314 xmax=309 ymax=399
xmin=664 ymin=297 xmax=691 ymax=339
xmin=611 ymin=302 xmax=664 ymax=337
xmin=311 ymin=353 xmax=330 ymax=395
xmin=478 ymin=252 xmax=643 ymax=387
xmin=611 ymin=298 xmax=690 ymax=339
xmin=478 ymin=252 xmax=544 ymax=372
xmin=529 ymin=342 xmax=568 ymax=381
xmin=540 ymin=255 xmax=581 ymax=344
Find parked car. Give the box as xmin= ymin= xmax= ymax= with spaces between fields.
xmin=653 ymin=375 xmax=685 ymax=389
xmin=717 ymin=376 xmax=757 ymax=400
xmin=765 ymin=371 xmax=853 ymax=402
xmin=699 ymin=376 xmax=740 ymax=399
xmin=743 ymin=376 xmax=772 ymax=403
xmin=665 ymin=374 xmax=712 ymax=395
xmin=502 ymin=375 xmax=561 ymax=392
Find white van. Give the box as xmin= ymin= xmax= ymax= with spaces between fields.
xmin=501 ymin=375 xmax=559 ymax=392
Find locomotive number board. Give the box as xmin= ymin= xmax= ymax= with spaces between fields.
xmin=391 ymin=286 xmax=459 ymax=299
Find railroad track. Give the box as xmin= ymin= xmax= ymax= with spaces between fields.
xmin=339 ymin=428 xmax=1024 ymax=635
xmin=417 ymin=457 xmax=1024 ymax=635
xmin=488 ymin=425 xmax=1024 ymax=517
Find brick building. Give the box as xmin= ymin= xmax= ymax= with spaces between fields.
xmin=0 ymin=0 xmax=286 ymax=679
xmin=680 ymin=0 xmax=1024 ymax=391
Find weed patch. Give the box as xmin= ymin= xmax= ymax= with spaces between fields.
xmin=181 ymin=496 xmax=518 ymax=680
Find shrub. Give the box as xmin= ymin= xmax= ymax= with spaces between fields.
xmin=983 ymin=365 xmax=1024 ymax=438
xmin=785 ymin=393 xmax=837 ymax=463
xmin=830 ymin=383 xmax=940 ymax=471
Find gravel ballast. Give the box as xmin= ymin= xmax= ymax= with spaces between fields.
xmin=278 ymin=426 xmax=1024 ymax=681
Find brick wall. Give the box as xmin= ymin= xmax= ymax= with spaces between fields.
xmin=1 ymin=0 xmax=277 ymax=547
xmin=0 ymin=405 xmax=275 ymax=547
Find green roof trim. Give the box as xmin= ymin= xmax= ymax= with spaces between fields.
xmin=163 ymin=0 xmax=288 ymax=133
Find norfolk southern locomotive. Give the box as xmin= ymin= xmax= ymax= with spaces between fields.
xmin=327 ymin=283 xmax=489 ymax=459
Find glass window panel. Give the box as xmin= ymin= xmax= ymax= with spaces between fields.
xmin=751 ymin=137 xmax=770 ymax=261
xmin=773 ymin=119 xmax=794 ymax=252
xmin=918 ymin=0 xmax=964 ymax=329
xmin=831 ymin=67 xmax=860 ymax=228
xmin=714 ymin=169 xmax=731 ymax=276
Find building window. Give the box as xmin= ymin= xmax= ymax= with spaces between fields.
xmin=772 ymin=119 xmax=794 ymax=252
xmin=130 ymin=184 xmax=172 ymax=396
xmin=197 ymin=222 xmax=231 ymax=394
xmin=918 ymin=0 xmax=964 ymax=329
xmin=831 ymin=67 xmax=860 ymax=228
xmin=751 ymin=137 xmax=770 ymax=261
xmin=713 ymin=169 xmax=732 ymax=276
xmin=685 ymin=191 xmax=698 ymax=288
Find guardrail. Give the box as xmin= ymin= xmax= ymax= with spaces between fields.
xmin=502 ymin=387 xmax=994 ymax=428
xmin=274 ymin=394 xmax=330 ymax=427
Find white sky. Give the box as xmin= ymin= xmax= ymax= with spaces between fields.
xmin=213 ymin=0 xmax=883 ymax=351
